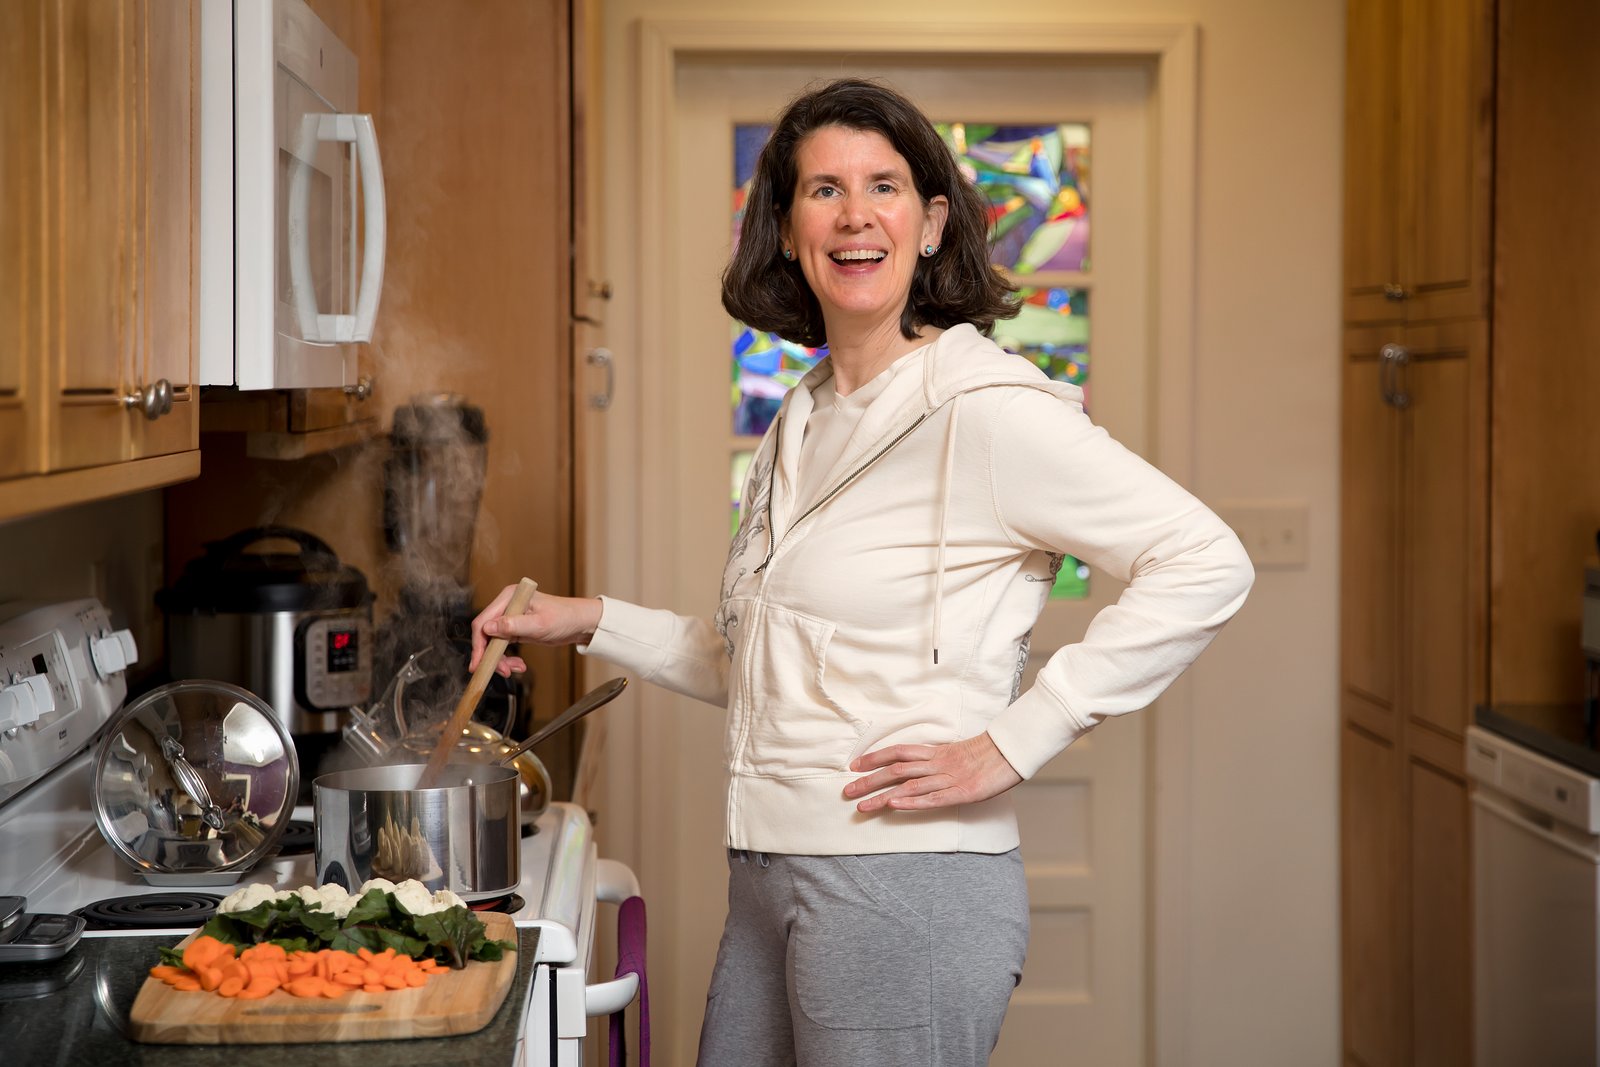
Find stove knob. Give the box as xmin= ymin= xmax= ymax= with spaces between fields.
xmin=90 ymin=628 xmax=139 ymax=677
xmin=0 ymin=674 xmax=54 ymax=732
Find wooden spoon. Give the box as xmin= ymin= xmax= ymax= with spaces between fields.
xmin=418 ymin=576 xmax=537 ymax=788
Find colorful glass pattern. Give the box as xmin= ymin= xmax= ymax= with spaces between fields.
xmin=936 ymin=123 xmax=1090 ymax=274
xmin=730 ymin=450 xmax=754 ymax=536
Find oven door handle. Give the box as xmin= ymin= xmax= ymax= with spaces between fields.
xmin=585 ymin=859 xmax=645 ymax=1018
xmin=585 ymin=971 xmax=639 ymax=1017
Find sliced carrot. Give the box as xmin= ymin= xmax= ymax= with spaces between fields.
xmin=362 ymin=983 xmax=385 ymax=993
xmin=356 ymin=947 xmax=375 ymax=961
xmin=320 ymin=981 xmax=350 ymax=999
xmin=169 ymin=976 xmax=202 ymax=992
xmin=285 ymin=976 xmax=328 ymax=998
xmin=149 ymin=964 xmax=187 ymax=980
xmin=218 ymin=975 xmax=245 ymax=998
xmin=403 ymin=970 xmax=427 ymax=988
xmin=333 ymin=970 xmax=364 ymax=987
xmin=182 ymin=935 xmax=227 ymax=972
xmin=198 ymin=965 xmax=224 ymax=992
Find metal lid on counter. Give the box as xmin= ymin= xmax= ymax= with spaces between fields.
xmin=91 ymin=680 xmax=299 ymax=880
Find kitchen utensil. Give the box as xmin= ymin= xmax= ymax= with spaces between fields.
xmin=313 ymin=762 xmax=521 ymax=899
xmin=494 ymin=677 xmax=627 ymax=767
xmin=128 ymin=913 xmax=520 ymax=1044
xmin=419 ymin=576 xmax=536 ymax=787
xmin=158 ymin=526 xmax=374 ymax=740
xmin=91 ymin=680 xmax=299 ymax=884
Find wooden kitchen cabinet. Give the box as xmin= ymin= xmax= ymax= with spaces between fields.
xmin=0 ymin=0 xmax=200 ymax=524
xmin=1343 ymin=0 xmax=1494 ymax=325
xmin=1340 ymin=318 xmax=1486 ymax=1063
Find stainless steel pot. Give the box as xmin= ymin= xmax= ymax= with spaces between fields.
xmin=313 ymin=763 xmax=520 ymax=901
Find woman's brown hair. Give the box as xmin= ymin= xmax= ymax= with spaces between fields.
xmin=721 ymin=79 xmax=1018 ymax=348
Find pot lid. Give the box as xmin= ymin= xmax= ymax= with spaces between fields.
xmin=157 ymin=526 xmax=372 ymax=614
xmin=91 ymin=680 xmax=299 ymax=876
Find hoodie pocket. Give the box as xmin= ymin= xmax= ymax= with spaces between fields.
xmin=742 ymin=604 xmax=870 ymax=777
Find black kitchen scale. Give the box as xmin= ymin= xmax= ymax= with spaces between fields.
xmin=0 ymin=895 xmax=85 ymax=962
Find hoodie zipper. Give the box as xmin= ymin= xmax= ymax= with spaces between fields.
xmin=752 ymin=411 xmax=931 ymax=575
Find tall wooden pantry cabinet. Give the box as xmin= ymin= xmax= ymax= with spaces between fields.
xmin=1339 ymin=0 xmax=1494 ymax=1064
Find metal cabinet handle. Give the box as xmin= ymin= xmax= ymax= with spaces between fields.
xmin=123 ymin=379 xmax=174 ymax=420
xmin=1383 ymin=283 xmax=1410 ymax=302
xmin=343 ymin=374 xmax=375 ymax=401
xmin=586 ymin=347 xmax=615 ymax=410
xmin=1379 ymin=343 xmax=1411 ymax=409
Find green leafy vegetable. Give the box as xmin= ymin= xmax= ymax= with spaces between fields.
xmin=194 ymin=889 xmax=514 ymax=970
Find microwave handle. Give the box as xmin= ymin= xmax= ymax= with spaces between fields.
xmin=288 ymin=113 xmax=387 ymax=346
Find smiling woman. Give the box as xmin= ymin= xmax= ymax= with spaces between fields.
xmin=472 ymin=78 xmax=1253 ymax=1067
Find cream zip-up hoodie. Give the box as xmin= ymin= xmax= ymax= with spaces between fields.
xmin=583 ymin=325 xmax=1253 ymax=855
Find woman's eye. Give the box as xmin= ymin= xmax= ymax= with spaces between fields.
xmin=873 ymin=183 xmax=896 ymax=194
xmin=814 ymin=186 xmax=838 ymax=199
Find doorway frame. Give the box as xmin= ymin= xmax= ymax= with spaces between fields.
xmin=608 ymin=18 xmax=1201 ymax=1064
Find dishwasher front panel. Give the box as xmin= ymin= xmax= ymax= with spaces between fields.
xmin=1473 ymin=789 xmax=1600 ymax=1066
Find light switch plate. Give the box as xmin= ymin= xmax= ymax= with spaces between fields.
xmin=1216 ymin=500 xmax=1310 ymax=570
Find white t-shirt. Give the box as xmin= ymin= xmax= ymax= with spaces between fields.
xmin=795 ymin=356 xmax=909 ymax=510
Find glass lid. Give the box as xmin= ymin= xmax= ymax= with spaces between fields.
xmin=91 ymin=680 xmax=299 ymax=875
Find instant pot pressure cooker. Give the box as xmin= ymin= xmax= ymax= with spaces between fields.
xmin=158 ymin=526 xmax=374 ymax=739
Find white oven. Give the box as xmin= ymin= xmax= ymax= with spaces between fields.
xmin=0 ymin=601 xmax=642 ymax=1065
xmin=199 ymin=0 xmax=387 ymax=391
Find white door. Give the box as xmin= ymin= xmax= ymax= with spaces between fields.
xmin=656 ymin=57 xmax=1155 ymax=1065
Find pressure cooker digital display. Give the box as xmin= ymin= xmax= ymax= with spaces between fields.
xmin=326 ymin=628 xmax=359 ymax=674
xmin=298 ymin=616 xmax=372 ymax=710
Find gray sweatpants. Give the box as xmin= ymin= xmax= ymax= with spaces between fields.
xmin=696 ymin=848 xmax=1030 ymax=1067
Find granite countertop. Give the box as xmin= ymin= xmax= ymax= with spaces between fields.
xmin=0 ymin=927 xmax=538 ymax=1066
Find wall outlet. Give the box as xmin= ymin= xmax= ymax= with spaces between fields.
xmin=1217 ymin=500 xmax=1310 ymax=570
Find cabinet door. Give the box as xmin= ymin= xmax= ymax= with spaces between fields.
xmin=1403 ymin=320 xmax=1486 ymax=746
xmin=1343 ymin=0 xmax=1404 ymax=324
xmin=49 ymin=0 xmax=134 ymax=471
xmin=130 ymin=0 xmax=198 ymax=461
xmin=1342 ymin=326 xmax=1402 ymax=739
xmin=0 ymin=0 xmax=44 ymax=478
xmin=1400 ymin=0 xmax=1493 ymax=321
xmin=1408 ymin=756 xmax=1470 ymax=1067
xmin=1342 ymin=721 xmax=1405 ymax=1067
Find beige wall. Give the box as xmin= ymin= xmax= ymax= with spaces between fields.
xmin=592 ymin=1 xmax=1343 ymax=1063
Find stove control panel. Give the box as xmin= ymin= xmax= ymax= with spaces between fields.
xmin=0 ymin=599 xmax=134 ymax=805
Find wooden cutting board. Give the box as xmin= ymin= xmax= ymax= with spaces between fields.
xmin=128 ymin=912 xmax=519 ymax=1044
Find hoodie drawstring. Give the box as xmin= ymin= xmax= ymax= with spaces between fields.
xmin=932 ymin=395 xmax=962 ymax=665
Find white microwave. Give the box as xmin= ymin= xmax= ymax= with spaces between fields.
xmin=199 ymin=0 xmax=386 ymax=390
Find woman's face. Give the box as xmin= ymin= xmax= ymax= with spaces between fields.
xmin=779 ymin=126 xmax=948 ymax=336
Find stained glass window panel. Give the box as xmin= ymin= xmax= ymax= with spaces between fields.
xmin=935 ymin=123 xmax=1090 ymax=274
xmin=993 ymin=287 xmax=1089 ymax=393
xmin=731 ymin=450 xmax=754 ymax=536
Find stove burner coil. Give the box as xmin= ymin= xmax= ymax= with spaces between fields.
xmin=74 ymin=892 xmax=223 ymax=930
xmin=274 ymin=819 xmax=315 ymax=857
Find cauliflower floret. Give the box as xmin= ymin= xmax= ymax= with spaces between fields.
xmin=430 ymin=888 xmax=467 ymax=913
xmin=389 ymin=879 xmax=438 ymax=917
xmin=356 ymin=877 xmax=399 ymax=898
xmin=218 ymin=882 xmax=282 ymax=914
xmin=289 ymin=883 xmax=354 ymax=918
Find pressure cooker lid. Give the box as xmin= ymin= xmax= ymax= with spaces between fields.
xmin=91 ymin=680 xmax=299 ymax=876
xmin=158 ymin=525 xmax=372 ymax=614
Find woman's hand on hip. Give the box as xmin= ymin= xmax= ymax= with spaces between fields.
xmin=843 ymin=733 xmax=1023 ymax=813
xmin=469 ymin=586 xmax=604 ymax=676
